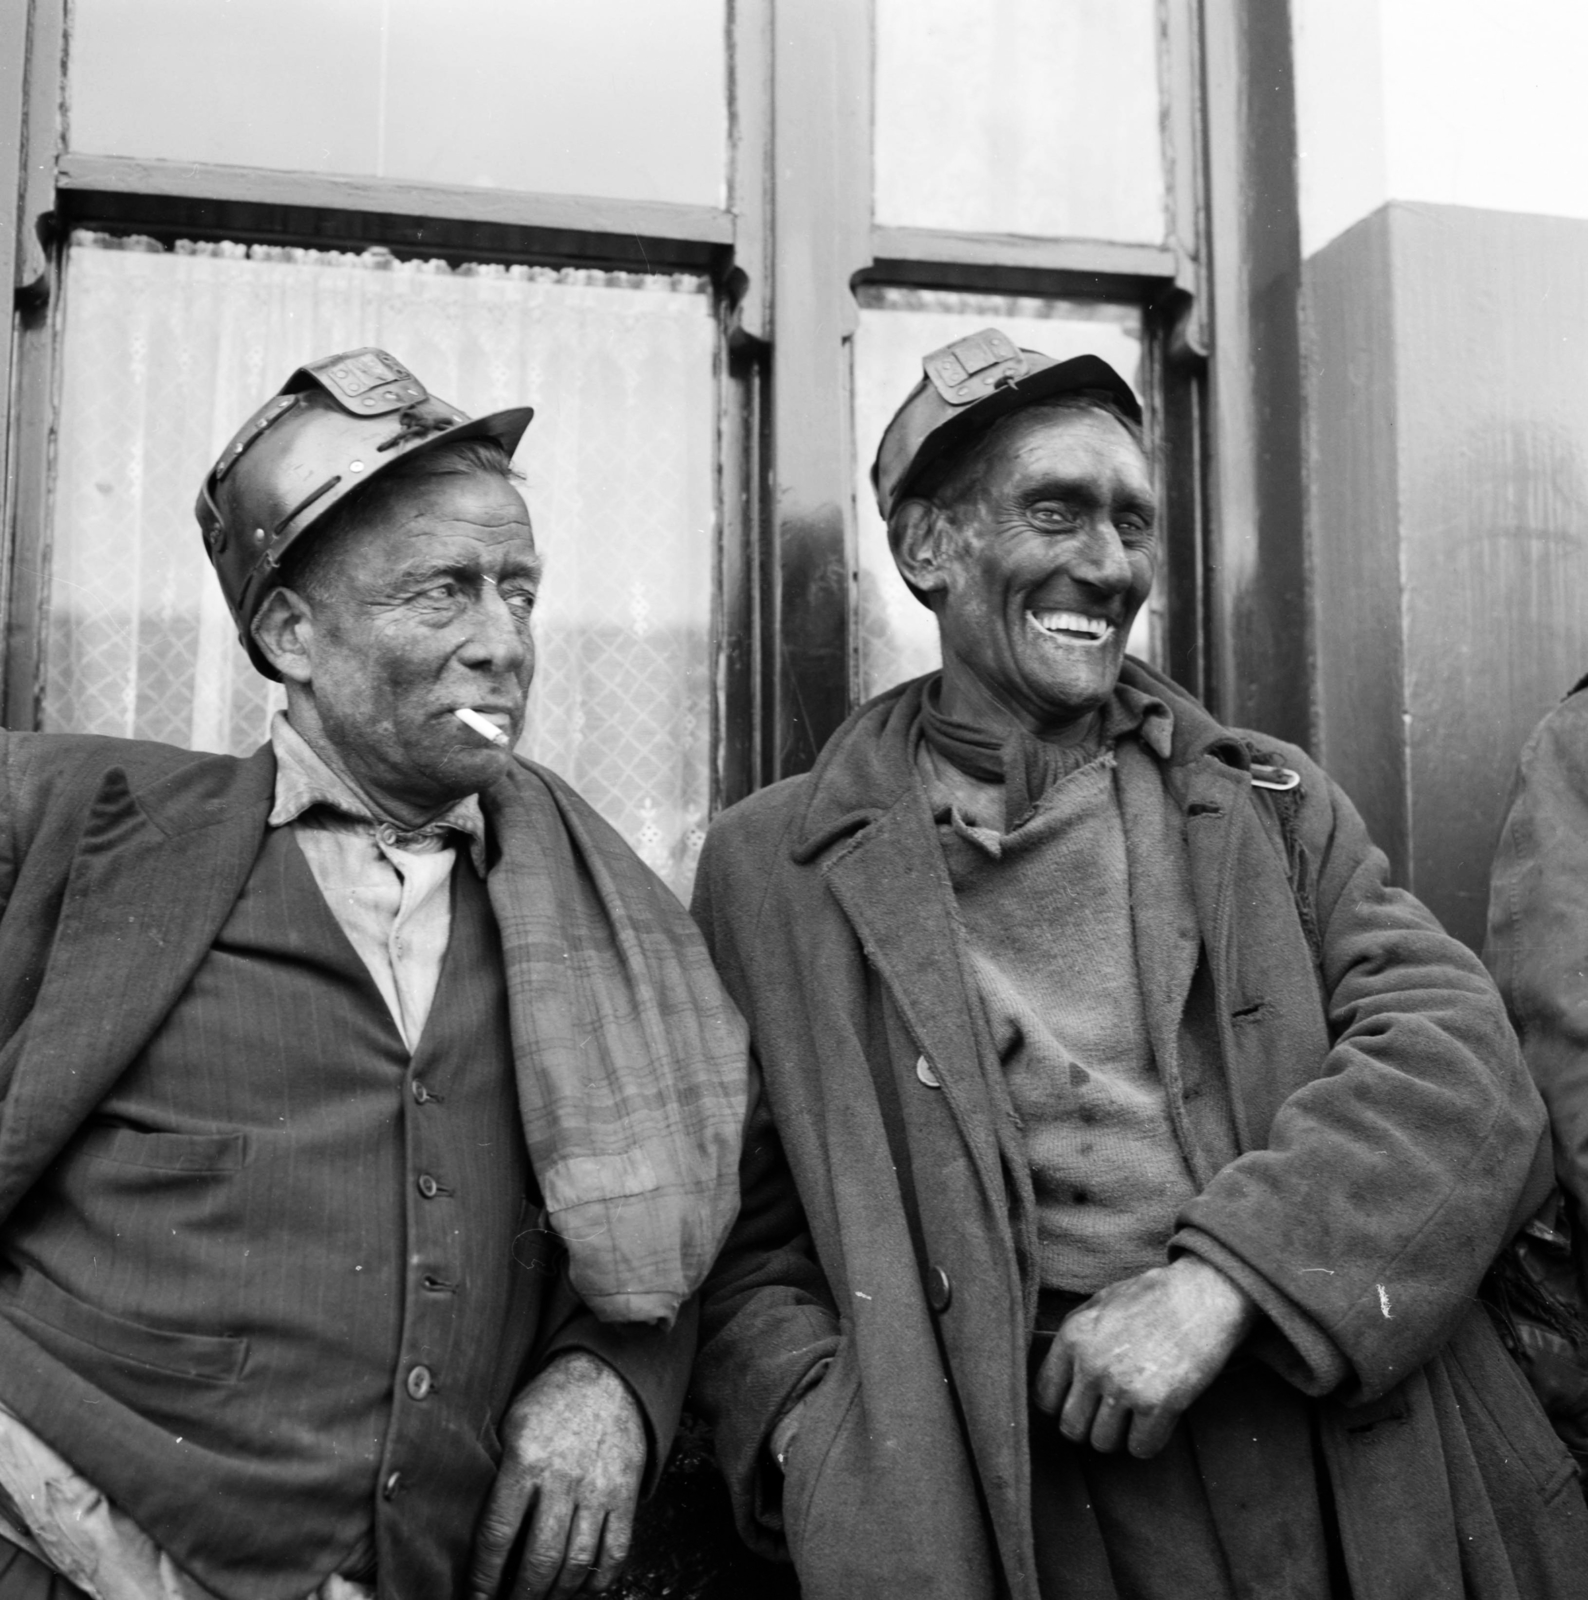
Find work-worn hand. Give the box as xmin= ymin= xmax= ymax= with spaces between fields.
xmin=1032 ymin=1257 xmax=1258 ymax=1458
xmin=468 ymin=1350 xmax=647 ymax=1600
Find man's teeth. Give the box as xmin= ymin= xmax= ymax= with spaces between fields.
xmin=1029 ymin=610 xmax=1113 ymax=641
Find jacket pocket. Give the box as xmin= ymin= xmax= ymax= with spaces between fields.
xmin=5 ymin=1270 xmax=247 ymax=1384
xmin=1448 ymin=1305 xmax=1578 ymax=1505
xmin=76 ymin=1124 xmax=248 ymax=1173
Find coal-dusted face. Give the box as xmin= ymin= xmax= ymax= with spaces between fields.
xmin=924 ymin=405 xmax=1158 ymax=738
xmin=286 ymin=471 xmax=540 ymax=821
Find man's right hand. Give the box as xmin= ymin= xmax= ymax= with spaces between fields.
xmin=468 ymin=1351 xmax=646 ymax=1600
xmin=1031 ymin=1257 xmax=1256 ymax=1457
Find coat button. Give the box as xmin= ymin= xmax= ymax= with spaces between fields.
xmin=411 ymin=1080 xmax=429 ymax=1104
xmin=406 ymin=1365 xmax=434 ymax=1400
xmin=916 ymin=1054 xmax=942 ymax=1089
xmin=417 ymin=1173 xmax=439 ymax=1199
xmin=927 ymin=1266 xmax=953 ymax=1313
xmin=382 ymin=1470 xmax=402 ymax=1499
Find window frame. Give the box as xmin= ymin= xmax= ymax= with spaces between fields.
xmin=0 ymin=0 xmax=771 ymax=819
xmin=762 ymin=0 xmax=1224 ymax=783
xmin=0 ymin=0 xmax=1311 ymax=800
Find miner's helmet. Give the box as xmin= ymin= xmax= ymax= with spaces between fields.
xmin=196 ymin=348 xmax=535 ymax=680
xmin=870 ymin=329 xmax=1143 ymax=521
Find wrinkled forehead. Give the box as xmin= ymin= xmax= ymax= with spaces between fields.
xmin=949 ymin=401 xmax=1152 ymax=499
xmin=996 ymin=399 xmax=1147 ymax=457
xmin=314 ymin=469 xmax=539 ymax=586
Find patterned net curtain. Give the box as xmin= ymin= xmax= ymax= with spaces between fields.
xmin=45 ymin=232 xmax=717 ymax=898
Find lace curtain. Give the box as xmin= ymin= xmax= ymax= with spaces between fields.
xmin=45 ymin=232 xmax=717 ymax=897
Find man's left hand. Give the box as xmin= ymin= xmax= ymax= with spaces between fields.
xmin=468 ymin=1350 xmax=647 ymax=1600
xmin=1032 ymin=1257 xmax=1258 ymax=1459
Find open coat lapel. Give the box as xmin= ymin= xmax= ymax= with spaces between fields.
xmin=815 ymin=767 xmax=1042 ymax=1600
xmin=0 ymin=747 xmax=275 ymax=1226
xmin=822 ymin=793 xmax=1007 ymax=1193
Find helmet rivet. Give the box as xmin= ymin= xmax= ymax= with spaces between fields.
xmin=254 ymin=527 xmax=266 ymax=543
xmin=348 ymin=460 xmax=365 ymax=472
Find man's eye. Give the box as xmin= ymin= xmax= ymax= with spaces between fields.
xmin=502 ymin=590 xmax=536 ymax=619
xmin=417 ymin=582 xmax=463 ymax=605
xmin=1027 ymin=503 xmax=1078 ymax=527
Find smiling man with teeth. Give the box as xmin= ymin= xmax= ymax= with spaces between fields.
xmin=0 ymin=351 xmax=748 ymax=1600
xmin=690 ymin=330 xmax=1583 ymax=1598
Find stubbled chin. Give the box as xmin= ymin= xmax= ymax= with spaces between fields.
xmin=1021 ymin=641 xmax=1124 ymax=708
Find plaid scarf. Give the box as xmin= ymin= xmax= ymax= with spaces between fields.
xmin=481 ymin=758 xmax=748 ymax=1327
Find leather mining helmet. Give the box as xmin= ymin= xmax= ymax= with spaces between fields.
xmin=869 ymin=329 xmax=1143 ymax=522
xmin=196 ymin=347 xmax=535 ymax=680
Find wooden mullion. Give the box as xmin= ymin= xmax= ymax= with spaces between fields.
xmin=58 ymin=187 xmax=729 ymax=279
xmin=713 ymin=0 xmax=773 ymax=812
xmin=870 ymin=225 xmax=1176 ymax=288
xmin=1200 ymin=0 xmax=1309 ymax=744
xmin=58 ymin=154 xmax=733 ymax=248
xmin=1155 ymin=0 xmax=1212 ymax=702
xmin=58 ymin=151 xmax=736 ymax=278
xmin=766 ymin=0 xmax=873 ymax=780
xmin=0 ymin=0 xmax=32 ymax=703
xmin=2 ymin=0 xmax=65 ymax=730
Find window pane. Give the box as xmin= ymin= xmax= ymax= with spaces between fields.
xmin=47 ymin=233 xmax=717 ymax=898
xmin=853 ymin=287 xmax=1147 ymax=703
xmin=69 ymin=0 xmax=726 ymax=208
xmin=873 ymin=0 xmax=1165 ymax=243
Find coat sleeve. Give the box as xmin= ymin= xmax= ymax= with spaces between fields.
xmin=1172 ymin=742 xmax=1550 ymax=1403
xmin=1485 ymin=693 xmax=1588 ymax=1233
xmin=686 ymin=821 xmax=841 ymax=1558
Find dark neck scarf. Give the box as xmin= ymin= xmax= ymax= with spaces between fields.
xmin=920 ymin=677 xmax=1115 ymax=831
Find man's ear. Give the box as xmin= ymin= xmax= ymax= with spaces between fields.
xmin=889 ymin=499 xmax=953 ymax=599
xmin=251 ymin=587 xmax=316 ymax=685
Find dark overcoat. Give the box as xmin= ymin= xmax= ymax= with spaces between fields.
xmin=692 ymin=662 xmax=1587 ymax=1600
xmin=1486 ymin=683 xmax=1588 ymax=1229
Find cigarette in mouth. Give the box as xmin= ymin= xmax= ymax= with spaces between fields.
xmin=454 ymin=707 xmax=510 ymax=747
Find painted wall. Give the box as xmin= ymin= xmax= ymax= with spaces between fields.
xmin=1294 ymin=0 xmax=1588 ymax=950
xmin=1308 ymin=204 xmax=1588 ymax=945
xmin=1293 ymin=0 xmax=1588 ymax=255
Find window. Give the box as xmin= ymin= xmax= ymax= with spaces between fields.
xmin=872 ymin=0 xmax=1165 ymax=243
xmin=47 ymin=233 xmax=716 ymax=894
xmin=1 ymin=0 xmax=1224 ymax=892
xmin=68 ymin=0 xmax=727 ymax=205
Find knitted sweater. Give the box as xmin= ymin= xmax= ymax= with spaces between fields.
xmin=923 ymin=728 xmax=1199 ymax=1293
